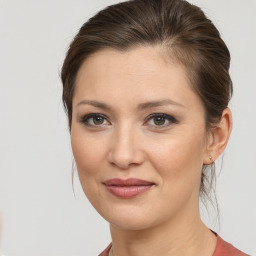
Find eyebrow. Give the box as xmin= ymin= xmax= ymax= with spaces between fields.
xmin=137 ymin=99 xmax=185 ymax=110
xmin=76 ymin=99 xmax=185 ymax=110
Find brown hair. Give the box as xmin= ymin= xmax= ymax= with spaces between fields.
xmin=61 ymin=0 xmax=232 ymax=212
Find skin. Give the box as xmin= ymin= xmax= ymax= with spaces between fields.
xmin=71 ymin=45 xmax=232 ymax=256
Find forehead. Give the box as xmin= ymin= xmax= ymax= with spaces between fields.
xmin=75 ymin=46 xmax=188 ymax=88
xmin=73 ymin=45 xmax=202 ymax=111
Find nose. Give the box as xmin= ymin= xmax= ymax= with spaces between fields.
xmin=107 ymin=123 xmax=145 ymax=169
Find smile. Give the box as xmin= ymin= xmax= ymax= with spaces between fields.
xmin=103 ymin=178 xmax=155 ymax=199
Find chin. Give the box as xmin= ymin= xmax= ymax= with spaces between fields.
xmin=100 ymin=205 xmax=161 ymax=231
xmin=109 ymin=217 xmax=154 ymax=231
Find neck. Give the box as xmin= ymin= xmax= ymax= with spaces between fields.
xmin=109 ymin=208 xmax=217 ymax=256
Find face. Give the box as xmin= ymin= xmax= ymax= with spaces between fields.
xmin=71 ymin=46 xmax=210 ymax=231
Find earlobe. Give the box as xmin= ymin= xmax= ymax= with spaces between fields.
xmin=203 ymin=108 xmax=232 ymax=164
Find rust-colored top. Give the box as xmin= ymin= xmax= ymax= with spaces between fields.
xmin=98 ymin=235 xmax=249 ymax=256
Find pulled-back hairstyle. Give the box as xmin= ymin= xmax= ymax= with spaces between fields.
xmin=61 ymin=0 xmax=232 ymax=213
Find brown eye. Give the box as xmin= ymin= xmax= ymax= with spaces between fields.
xmin=93 ymin=116 xmax=104 ymax=125
xmin=153 ymin=116 xmax=166 ymax=126
xmin=146 ymin=113 xmax=177 ymax=128
xmin=80 ymin=113 xmax=110 ymax=127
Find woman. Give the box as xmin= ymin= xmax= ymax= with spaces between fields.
xmin=61 ymin=0 xmax=249 ymax=255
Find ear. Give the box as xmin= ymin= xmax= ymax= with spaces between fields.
xmin=203 ymin=108 xmax=233 ymax=164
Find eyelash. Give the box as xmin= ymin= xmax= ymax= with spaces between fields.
xmin=146 ymin=113 xmax=177 ymax=128
xmin=79 ymin=113 xmax=177 ymax=129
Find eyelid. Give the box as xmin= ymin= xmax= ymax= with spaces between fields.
xmin=79 ymin=113 xmax=177 ymax=128
xmin=79 ymin=113 xmax=111 ymax=127
xmin=144 ymin=113 xmax=177 ymax=127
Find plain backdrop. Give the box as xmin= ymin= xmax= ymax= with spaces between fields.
xmin=0 ymin=0 xmax=255 ymax=255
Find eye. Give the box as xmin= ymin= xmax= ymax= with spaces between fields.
xmin=79 ymin=113 xmax=110 ymax=127
xmin=145 ymin=113 xmax=177 ymax=128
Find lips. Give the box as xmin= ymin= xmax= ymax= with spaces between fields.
xmin=103 ymin=178 xmax=155 ymax=198
xmin=103 ymin=178 xmax=154 ymax=186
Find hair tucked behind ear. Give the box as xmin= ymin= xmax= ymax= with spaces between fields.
xmin=61 ymin=0 xmax=232 ymax=219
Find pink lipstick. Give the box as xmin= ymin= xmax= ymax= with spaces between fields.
xmin=103 ymin=178 xmax=155 ymax=198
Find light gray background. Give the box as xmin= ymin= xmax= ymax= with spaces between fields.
xmin=0 ymin=0 xmax=255 ymax=255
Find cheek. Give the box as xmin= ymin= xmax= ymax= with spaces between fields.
xmin=71 ymin=129 xmax=108 ymax=208
xmin=70 ymin=126 xmax=109 ymax=199
xmin=146 ymin=131 xmax=207 ymax=216
xmin=149 ymin=129 xmax=206 ymax=186
xmin=71 ymin=130 xmax=104 ymax=173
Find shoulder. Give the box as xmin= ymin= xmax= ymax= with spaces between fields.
xmin=98 ymin=236 xmax=250 ymax=256
xmin=213 ymin=235 xmax=250 ymax=256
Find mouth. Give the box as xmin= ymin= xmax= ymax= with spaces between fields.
xmin=103 ymin=178 xmax=155 ymax=199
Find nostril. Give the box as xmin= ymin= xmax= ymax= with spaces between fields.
xmin=109 ymin=154 xmax=143 ymax=170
